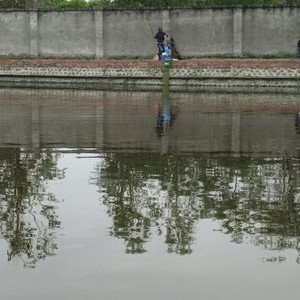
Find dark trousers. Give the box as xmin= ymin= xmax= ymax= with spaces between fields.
xmin=157 ymin=42 xmax=164 ymax=60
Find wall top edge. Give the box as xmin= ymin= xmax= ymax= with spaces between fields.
xmin=0 ymin=5 xmax=300 ymax=13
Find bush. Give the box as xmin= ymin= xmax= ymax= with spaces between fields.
xmin=1 ymin=0 xmax=300 ymax=9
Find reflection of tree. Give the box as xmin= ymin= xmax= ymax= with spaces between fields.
xmin=214 ymin=159 xmax=300 ymax=248
xmin=0 ymin=148 xmax=64 ymax=268
xmin=94 ymin=153 xmax=300 ymax=260
xmin=96 ymin=153 xmax=151 ymax=254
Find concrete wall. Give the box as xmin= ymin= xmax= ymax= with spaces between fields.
xmin=103 ymin=10 xmax=160 ymax=57
xmin=0 ymin=6 xmax=299 ymax=58
xmin=170 ymin=8 xmax=234 ymax=56
xmin=243 ymin=7 xmax=300 ymax=56
xmin=0 ymin=12 xmax=30 ymax=56
xmin=38 ymin=11 xmax=96 ymax=57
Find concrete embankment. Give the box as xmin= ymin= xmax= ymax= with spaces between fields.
xmin=0 ymin=59 xmax=299 ymax=90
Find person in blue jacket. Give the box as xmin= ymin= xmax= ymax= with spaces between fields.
xmin=154 ymin=27 xmax=168 ymax=60
xmin=162 ymin=40 xmax=172 ymax=61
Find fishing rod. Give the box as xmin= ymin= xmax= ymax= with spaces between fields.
xmin=146 ymin=12 xmax=154 ymax=38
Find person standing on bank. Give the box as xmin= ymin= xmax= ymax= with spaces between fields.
xmin=154 ymin=27 xmax=168 ymax=60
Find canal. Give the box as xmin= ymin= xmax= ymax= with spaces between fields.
xmin=0 ymin=88 xmax=300 ymax=300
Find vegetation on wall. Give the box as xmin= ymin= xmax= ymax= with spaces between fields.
xmin=1 ymin=0 xmax=300 ymax=9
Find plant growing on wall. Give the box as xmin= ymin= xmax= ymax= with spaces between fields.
xmin=0 ymin=0 xmax=26 ymax=8
xmin=2 ymin=0 xmax=300 ymax=9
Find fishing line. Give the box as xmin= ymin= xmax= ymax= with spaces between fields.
xmin=146 ymin=11 xmax=154 ymax=38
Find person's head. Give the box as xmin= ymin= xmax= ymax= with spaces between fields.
xmin=158 ymin=27 xmax=162 ymax=32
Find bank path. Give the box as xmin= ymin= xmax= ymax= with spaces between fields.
xmin=0 ymin=58 xmax=300 ymax=68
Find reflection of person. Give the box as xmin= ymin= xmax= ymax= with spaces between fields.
xmin=154 ymin=27 xmax=168 ymax=60
xmin=157 ymin=70 xmax=169 ymax=136
xmin=156 ymin=102 xmax=171 ymax=136
xmin=295 ymin=112 xmax=300 ymax=133
xmin=156 ymin=99 xmax=178 ymax=137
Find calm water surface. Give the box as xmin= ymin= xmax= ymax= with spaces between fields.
xmin=0 ymin=88 xmax=300 ymax=300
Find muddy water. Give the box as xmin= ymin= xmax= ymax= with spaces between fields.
xmin=0 ymin=88 xmax=300 ymax=300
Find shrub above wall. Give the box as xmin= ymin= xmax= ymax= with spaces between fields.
xmin=2 ymin=0 xmax=300 ymax=10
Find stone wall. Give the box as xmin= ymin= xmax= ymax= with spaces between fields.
xmin=0 ymin=59 xmax=299 ymax=89
xmin=0 ymin=6 xmax=300 ymax=58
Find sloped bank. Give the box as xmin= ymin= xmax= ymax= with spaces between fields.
xmin=0 ymin=59 xmax=299 ymax=91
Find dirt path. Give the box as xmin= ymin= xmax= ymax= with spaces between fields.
xmin=0 ymin=58 xmax=299 ymax=68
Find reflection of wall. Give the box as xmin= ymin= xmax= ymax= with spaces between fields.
xmin=0 ymin=89 xmax=300 ymax=157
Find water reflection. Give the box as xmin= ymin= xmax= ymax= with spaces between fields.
xmin=0 ymin=88 xmax=300 ymax=156
xmin=94 ymin=154 xmax=300 ymax=260
xmin=2 ymin=147 xmax=299 ymax=265
xmin=0 ymin=148 xmax=64 ymax=268
xmin=0 ymin=88 xmax=300 ymax=267
xmin=156 ymin=91 xmax=171 ymax=137
xmin=156 ymin=82 xmax=178 ymax=137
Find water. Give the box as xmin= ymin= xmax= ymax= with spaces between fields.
xmin=0 ymin=88 xmax=300 ymax=300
